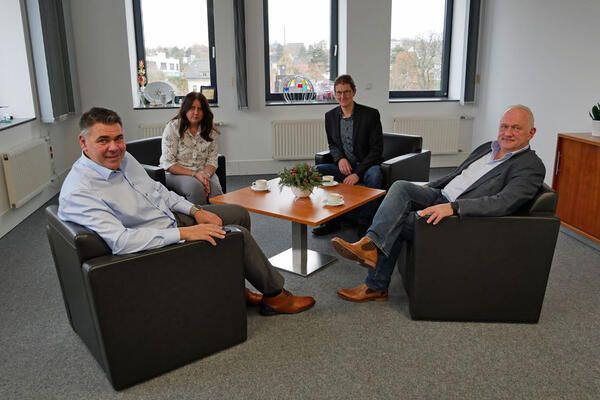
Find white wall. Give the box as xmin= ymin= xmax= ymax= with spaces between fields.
xmin=473 ymin=0 xmax=600 ymax=184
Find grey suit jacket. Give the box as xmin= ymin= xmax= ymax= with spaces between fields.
xmin=428 ymin=142 xmax=545 ymax=217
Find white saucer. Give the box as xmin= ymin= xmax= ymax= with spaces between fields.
xmin=323 ymin=199 xmax=344 ymax=207
xmin=322 ymin=181 xmax=339 ymax=187
xmin=251 ymin=185 xmax=269 ymax=192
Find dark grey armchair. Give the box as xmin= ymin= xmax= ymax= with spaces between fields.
xmin=315 ymin=132 xmax=431 ymax=189
xmin=45 ymin=205 xmax=246 ymax=390
xmin=126 ymin=136 xmax=227 ymax=193
xmin=398 ymin=184 xmax=560 ymax=323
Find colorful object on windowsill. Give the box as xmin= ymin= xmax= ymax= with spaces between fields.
xmin=278 ymin=163 xmax=321 ymax=197
xmin=137 ymin=60 xmax=147 ymax=88
xmin=282 ymin=75 xmax=316 ymax=103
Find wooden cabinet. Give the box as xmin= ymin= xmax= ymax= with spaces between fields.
xmin=552 ymin=133 xmax=600 ymax=244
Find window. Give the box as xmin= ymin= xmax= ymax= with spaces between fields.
xmin=132 ymin=0 xmax=217 ymax=104
xmin=0 ymin=0 xmax=35 ymax=128
xmin=389 ymin=0 xmax=453 ymax=98
xmin=263 ymin=0 xmax=338 ymax=102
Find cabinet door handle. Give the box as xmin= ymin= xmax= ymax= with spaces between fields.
xmin=555 ymin=151 xmax=561 ymax=176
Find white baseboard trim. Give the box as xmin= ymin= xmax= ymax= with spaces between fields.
xmin=0 ymin=169 xmax=69 ymax=239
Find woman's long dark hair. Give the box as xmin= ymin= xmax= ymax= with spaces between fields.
xmin=171 ymin=92 xmax=214 ymax=141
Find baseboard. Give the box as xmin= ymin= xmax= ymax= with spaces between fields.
xmin=560 ymin=226 xmax=600 ymax=252
xmin=0 ymin=169 xmax=69 ymax=239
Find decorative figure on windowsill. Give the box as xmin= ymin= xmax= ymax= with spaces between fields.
xmin=282 ymin=76 xmax=316 ymax=103
xmin=278 ymin=163 xmax=322 ymax=198
xmin=137 ymin=60 xmax=147 ymax=108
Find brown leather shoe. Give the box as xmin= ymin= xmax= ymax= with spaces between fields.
xmin=259 ymin=290 xmax=316 ymax=316
xmin=331 ymin=236 xmax=378 ymax=268
xmin=337 ymin=284 xmax=388 ymax=302
xmin=245 ymin=288 xmax=263 ymax=306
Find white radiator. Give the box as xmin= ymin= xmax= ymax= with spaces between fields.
xmin=138 ymin=123 xmax=165 ymax=138
xmin=392 ymin=117 xmax=473 ymax=155
xmin=138 ymin=121 xmax=226 ymax=138
xmin=2 ymin=139 xmax=52 ymax=208
xmin=272 ymin=120 xmax=328 ymax=160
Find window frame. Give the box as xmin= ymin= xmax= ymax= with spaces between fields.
xmin=132 ymin=0 xmax=218 ymax=104
xmin=262 ymin=0 xmax=338 ymax=103
xmin=389 ymin=0 xmax=454 ymax=99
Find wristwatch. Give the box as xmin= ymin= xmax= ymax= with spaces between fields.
xmin=450 ymin=201 xmax=459 ymax=215
xmin=190 ymin=205 xmax=201 ymax=216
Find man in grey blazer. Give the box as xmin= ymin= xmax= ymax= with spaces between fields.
xmin=330 ymin=105 xmax=546 ymax=302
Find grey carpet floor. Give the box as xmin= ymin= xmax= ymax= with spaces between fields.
xmin=1 ymin=172 xmax=599 ymax=399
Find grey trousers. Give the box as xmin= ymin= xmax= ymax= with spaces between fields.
xmin=176 ymin=204 xmax=284 ymax=296
xmin=166 ymin=173 xmax=223 ymax=205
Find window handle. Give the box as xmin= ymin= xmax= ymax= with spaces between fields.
xmin=333 ymin=44 xmax=338 ymax=57
xmin=212 ymin=46 xmax=216 ymax=59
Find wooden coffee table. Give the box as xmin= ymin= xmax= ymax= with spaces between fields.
xmin=210 ymin=178 xmax=385 ymax=276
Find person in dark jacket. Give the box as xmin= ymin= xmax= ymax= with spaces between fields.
xmin=313 ymin=74 xmax=384 ymax=236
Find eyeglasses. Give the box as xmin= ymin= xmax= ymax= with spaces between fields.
xmin=335 ymin=90 xmax=354 ymax=97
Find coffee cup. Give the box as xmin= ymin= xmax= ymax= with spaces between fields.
xmin=326 ymin=192 xmax=344 ymax=205
xmin=252 ymin=179 xmax=268 ymax=190
xmin=322 ymin=175 xmax=334 ymax=184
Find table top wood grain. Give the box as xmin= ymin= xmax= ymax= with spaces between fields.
xmin=210 ymin=178 xmax=386 ymax=226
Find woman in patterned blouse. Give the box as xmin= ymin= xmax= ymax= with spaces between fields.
xmin=159 ymin=92 xmax=222 ymax=205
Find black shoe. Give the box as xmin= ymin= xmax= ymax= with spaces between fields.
xmin=312 ymin=221 xmax=341 ymax=236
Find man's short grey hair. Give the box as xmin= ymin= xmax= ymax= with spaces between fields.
xmin=505 ymin=104 xmax=535 ymax=128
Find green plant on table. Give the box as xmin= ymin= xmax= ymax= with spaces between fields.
xmin=278 ymin=163 xmax=322 ymax=191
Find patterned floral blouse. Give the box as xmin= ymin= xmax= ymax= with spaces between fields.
xmin=159 ymin=119 xmax=219 ymax=172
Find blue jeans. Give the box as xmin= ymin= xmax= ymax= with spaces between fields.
xmin=316 ymin=163 xmax=383 ymax=226
xmin=364 ymin=181 xmax=448 ymax=291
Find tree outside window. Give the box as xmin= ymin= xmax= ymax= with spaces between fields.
xmin=389 ymin=0 xmax=452 ymax=98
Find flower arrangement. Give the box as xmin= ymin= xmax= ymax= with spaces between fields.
xmin=137 ymin=60 xmax=147 ymax=88
xmin=278 ymin=163 xmax=322 ymax=192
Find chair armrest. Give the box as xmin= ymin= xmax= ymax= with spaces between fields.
xmin=82 ymin=232 xmax=246 ymax=389
xmin=141 ymin=164 xmax=166 ymax=185
xmin=403 ymin=214 xmax=560 ymax=322
xmin=381 ymin=150 xmax=431 ymax=188
xmin=216 ymin=154 xmax=226 ymax=193
xmin=315 ymin=150 xmax=333 ymax=165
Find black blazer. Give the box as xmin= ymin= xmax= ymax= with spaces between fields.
xmin=324 ymin=102 xmax=383 ymax=178
xmin=429 ymin=142 xmax=546 ymax=217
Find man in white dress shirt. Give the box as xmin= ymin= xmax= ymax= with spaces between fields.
xmin=59 ymin=107 xmax=315 ymax=316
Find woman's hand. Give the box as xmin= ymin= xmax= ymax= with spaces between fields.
xmin=194 ymin=171 xmax=211 ymax=194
